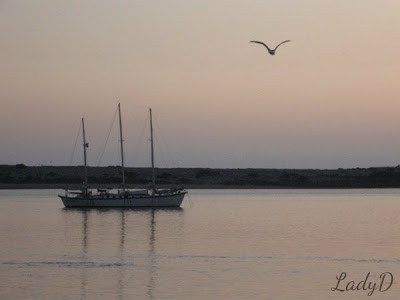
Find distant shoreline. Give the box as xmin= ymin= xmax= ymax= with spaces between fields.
xmin=1 ymin=164 xmax=400 ymax=189
xmin=2 ymin=183 xmax=393 ymax=190
xmin=0 ymin=184 xmax=397 ymax=190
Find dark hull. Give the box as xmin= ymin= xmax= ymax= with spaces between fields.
xmin=59 ymin=192 xmax=186 ymax=208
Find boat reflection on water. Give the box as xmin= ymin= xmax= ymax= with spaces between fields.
xmin=62 ymin=207 xmax=184 ymax=300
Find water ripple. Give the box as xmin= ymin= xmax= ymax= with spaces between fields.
xmin=1 ymin=261 xmax=135 ymax=268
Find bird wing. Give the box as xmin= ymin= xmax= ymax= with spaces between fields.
xmin=250 ymin=41 xmax=272 ymax=52
xmin=273 ymin=40 xmax=291 ymax=51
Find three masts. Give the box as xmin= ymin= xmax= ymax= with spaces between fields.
xmin=59 ymin=104 xmax=186 ymax=207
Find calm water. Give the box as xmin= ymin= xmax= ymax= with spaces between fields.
xmin=1 ymin=189 xmax=400 ymax=299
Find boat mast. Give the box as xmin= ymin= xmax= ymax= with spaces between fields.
xmin=82 ymin=118 xmax=88 ymax=190
xmin=118 ymin=103 xmax=126 ymax=192
xmin=149 ymin=108 xmax=156 ymax=190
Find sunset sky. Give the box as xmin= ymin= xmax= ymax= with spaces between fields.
xmin=1 ymin=1 xmax=400 ymax=168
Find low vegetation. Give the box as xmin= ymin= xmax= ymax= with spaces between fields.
xmin=1 ymin=164 xmax=400 ymax=188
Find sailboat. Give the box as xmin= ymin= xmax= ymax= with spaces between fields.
xmin=59 ymin=104 xmax=187 ymax=207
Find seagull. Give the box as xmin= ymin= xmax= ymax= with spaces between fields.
xmin=250 ymin=40 xmax=291 ymax=55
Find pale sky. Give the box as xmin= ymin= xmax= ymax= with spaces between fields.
xmin=1 ymin=1 xmax=400 ymax=169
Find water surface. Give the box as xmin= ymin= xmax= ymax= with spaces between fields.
xmin=1 ymin=189 xmax=400 ymax=299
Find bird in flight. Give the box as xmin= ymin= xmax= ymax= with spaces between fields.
xmin=250 ymin=40 xmax=291 ymax=55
